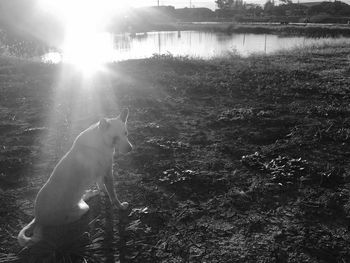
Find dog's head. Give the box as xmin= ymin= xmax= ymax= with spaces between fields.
xmin=99 ymin=109 xmax=133 ymax=154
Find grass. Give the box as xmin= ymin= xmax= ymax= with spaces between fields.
xmin=1 ymin=43 xmax=350 ymax=262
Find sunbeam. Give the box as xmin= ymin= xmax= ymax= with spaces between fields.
xmin=38 ymin=0 xmax=129 ymax=74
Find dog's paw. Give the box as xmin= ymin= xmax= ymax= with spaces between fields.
xmin=115 ymin=201 xmax=129 ymax=210
xmin=82 ymin=190 xmax=100 ymax=201
xmin=120 ymin=202 xmax=129 ymax=210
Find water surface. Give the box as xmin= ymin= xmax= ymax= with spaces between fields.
xmin=43 ymin=31 xmax=350 ymax=63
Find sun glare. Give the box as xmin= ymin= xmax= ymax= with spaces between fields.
xmin=38 ymin=0 xmax=129 ymax=74
xmin=63 ymin=31 xmax=115 ymax=75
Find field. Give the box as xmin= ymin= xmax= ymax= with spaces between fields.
xmin=1 ymin=42 xmax=350 ymax=262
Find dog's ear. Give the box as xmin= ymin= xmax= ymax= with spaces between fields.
xmin=120 ymin=108 xmax=129 ymax=123
xmin=99 ymin=118 xmax=109 ymax=130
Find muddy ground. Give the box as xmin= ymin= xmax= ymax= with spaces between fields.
xmin=1 ymin=44 xmax=350 ymax=262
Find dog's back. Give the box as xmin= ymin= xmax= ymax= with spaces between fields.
xmin=34 ymin=125 xmax=109 ymax=225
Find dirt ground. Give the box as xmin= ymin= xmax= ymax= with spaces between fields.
xmin=1 ymin=43 xmax=350 ymax=262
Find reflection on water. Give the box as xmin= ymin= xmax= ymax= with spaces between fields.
xmin=42 ymin=31 xmax=350 ymax=63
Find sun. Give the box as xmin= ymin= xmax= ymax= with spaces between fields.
xmin=38 ymin=0 xmax=129 ymax=74
xmin=62 ymin=31 xmax=115 ymax=75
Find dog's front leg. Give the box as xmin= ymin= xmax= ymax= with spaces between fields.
xmin=104 ymin=167 xmax=129 ymax=210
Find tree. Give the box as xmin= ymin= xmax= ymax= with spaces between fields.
xmin=308 ymin=1 xmax=350 ymax=16
xmin=215 ymin=0 xmax=234 ymax=10
xmin=234 ymin=0 xmax=244 ymax=10
xmin=264 ymin=0 xmax=275 ymax=14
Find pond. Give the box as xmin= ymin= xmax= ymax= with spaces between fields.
xmin=42 ymin=31 xmax=350 ymax=63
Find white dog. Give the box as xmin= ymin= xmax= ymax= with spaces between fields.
xmin=18 ymin=109 xmax=132 ymax=247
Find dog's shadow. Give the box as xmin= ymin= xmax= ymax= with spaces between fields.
xmin=102 ymin=195 xmax=129 ymax=263
xmin=102 ymin=195 xmax=115 ymax=263
xmin=18 ymin=195 xmax=126 ymax=263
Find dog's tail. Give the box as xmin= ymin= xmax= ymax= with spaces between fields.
xmin=18 ymin=218 xmax=42 ymax=247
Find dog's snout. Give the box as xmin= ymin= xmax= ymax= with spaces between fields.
xmin=119 ymin=141 xmax=133 ymax=154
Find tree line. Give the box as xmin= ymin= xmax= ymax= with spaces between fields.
xmin=215 ymin=0 xmax=350 ymax=19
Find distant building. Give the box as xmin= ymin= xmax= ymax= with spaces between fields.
xmin=245 ymin=3 xmax=261 ymax=10
xmin=175 ymin=7 xmax=215 ymax=21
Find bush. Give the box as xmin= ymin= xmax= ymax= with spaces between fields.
xmin=309 ymin=13 xmax=350 ymax=24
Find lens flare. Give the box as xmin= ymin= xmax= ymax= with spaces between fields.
xmin=62 ymin=31 xmax=115 ymax=75
xmin=38 ymin=0 xmax=129 ymax=74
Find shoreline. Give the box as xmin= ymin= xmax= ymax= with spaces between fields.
xmin=121 ymin=21 xmax=350 ymax=37
xmin=1 ymin=22 xmax=350 ymax=61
